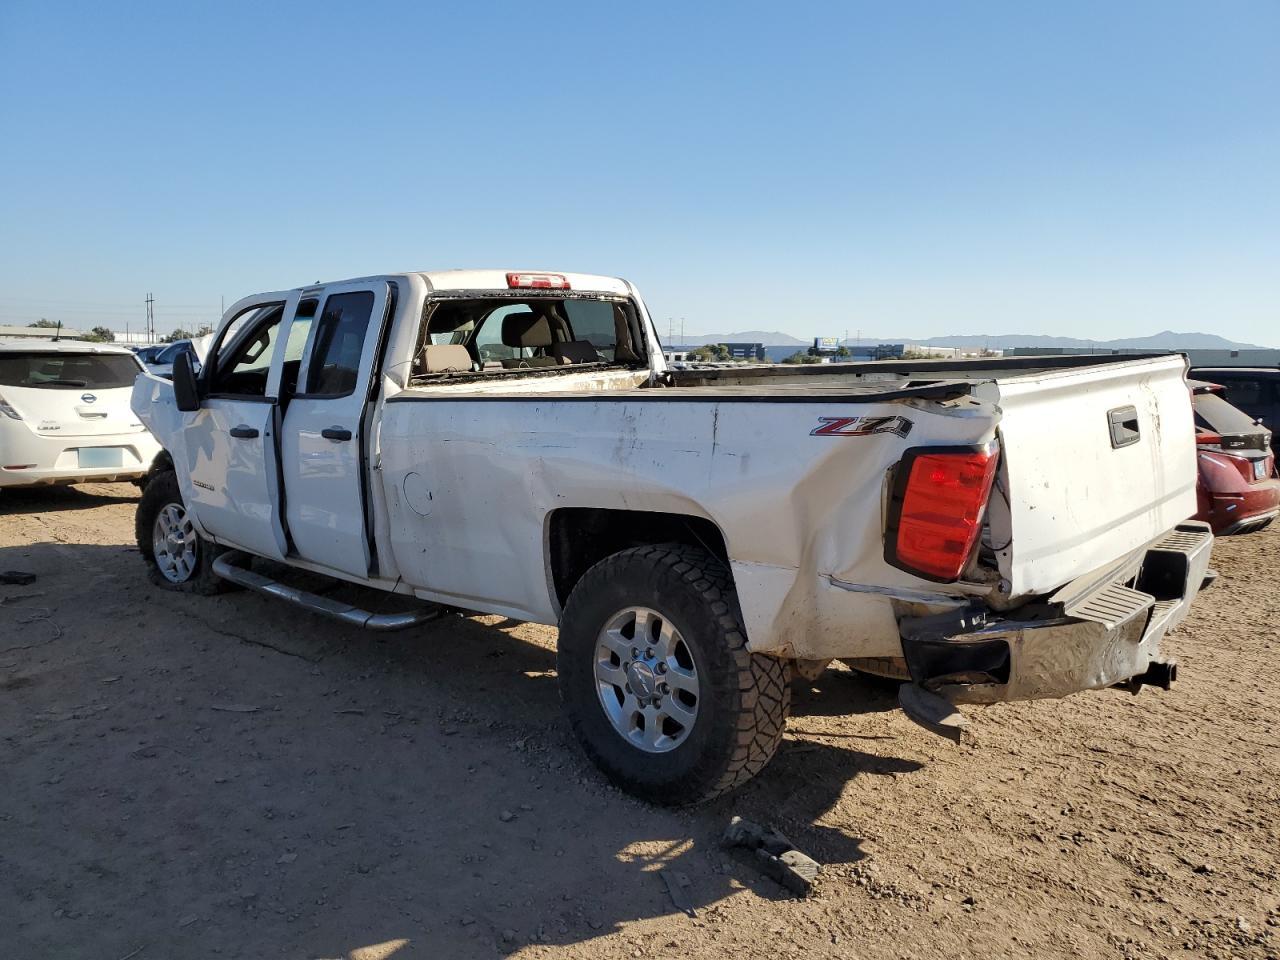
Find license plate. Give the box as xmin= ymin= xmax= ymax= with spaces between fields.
xmin=1255 ymin=460 xmax=1269 ymax=481
xmin=78 ymin=447 xmax=123 ymax=469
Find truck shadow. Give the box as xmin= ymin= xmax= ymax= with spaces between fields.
xmin=0 ymin=482 xmax=138 ymax=515
xmin=1 ymin=540 xmax=924 ymax=960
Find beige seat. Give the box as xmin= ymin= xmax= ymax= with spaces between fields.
xmin=500 ymin=311 xmax=559 ymax=369
xmin=419 ymin=343 xmax=474 ymax=373
xmin=553 ymin=341 xmax=602 ymax=365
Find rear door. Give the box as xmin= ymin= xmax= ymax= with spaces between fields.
xmin=988 ymin=355 xmax=1199 ymax=595
xmin=180 ymin=296 xmax=295 ymax=560
xmin=280 ymin=281 xmax=391 ymax=578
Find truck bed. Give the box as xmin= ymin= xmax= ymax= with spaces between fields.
xmin=401 ymin=352 xmax=1176 ymax=400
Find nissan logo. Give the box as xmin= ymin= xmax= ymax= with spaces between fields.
xmin=81 ymin=393 xmax=97 ymax=404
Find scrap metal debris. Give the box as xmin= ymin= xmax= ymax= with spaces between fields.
xmin=659 ymin=868 xmax=697 ymax=917
xmin=721 ymin=816 xmax=821 ymax=895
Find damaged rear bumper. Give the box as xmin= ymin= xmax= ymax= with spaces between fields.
xmin=901 ymin=522 xmax=1213 ymax=704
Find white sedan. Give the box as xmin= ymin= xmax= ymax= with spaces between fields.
xmin=0 ymin=340 xmax=161 ymax=488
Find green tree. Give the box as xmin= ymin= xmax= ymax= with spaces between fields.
xmin=781 ymin=351 xmax=821 ymax=365
xmin=82 ymin=325 xmax=114 ymax=343
xmin=834 ymin=345 xmax=850 ymax=358
xmin=28 ymin=318 xmax=59 ymax=328
xmin=162 ymin=328 xmax=194 ymax=344
xmin=690 ymin=343 xmax=732 ymax=362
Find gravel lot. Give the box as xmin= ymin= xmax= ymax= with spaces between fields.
xmin=2 ymin=483 xmax=1277 ymax=959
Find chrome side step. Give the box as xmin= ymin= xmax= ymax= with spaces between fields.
xmin=212 ymin=550 xmax=445 ymax=631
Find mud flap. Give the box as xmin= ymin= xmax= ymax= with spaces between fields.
xmin=898 ymin=682 xmax=969 ymax=744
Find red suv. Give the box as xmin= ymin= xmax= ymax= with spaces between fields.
xmin=1190 ymin=381 xmax=1279 ymax=535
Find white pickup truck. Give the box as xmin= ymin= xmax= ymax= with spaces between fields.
xmin=132 ymin=269 xmax=1213 ymax=805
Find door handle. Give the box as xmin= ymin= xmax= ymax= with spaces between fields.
xmin=229 ymin=425 xmax=259 ymax=439
xmin=321 ymin=426 xmax=352 ymax=442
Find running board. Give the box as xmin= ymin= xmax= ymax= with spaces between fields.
xmin=212 ymin=550 xmax=445 ymax=631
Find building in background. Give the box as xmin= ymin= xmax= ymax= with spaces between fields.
xmin=1006 ymin=346 xmax=1280 ymax=367
xmin=723 ymin=342 xmax=766 ymax=360
xmin=0 ymin=324 xmax=85 ymax=340
xmin=847 ymin=343 xmax=906 ymax=360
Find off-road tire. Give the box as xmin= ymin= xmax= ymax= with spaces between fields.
xmin=134 ymin=470 xmax=229 ymax=595
xmin=558 ymin=543 xmax=790 ymax=806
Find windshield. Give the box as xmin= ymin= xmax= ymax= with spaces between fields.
xmin=0 ymin=351 xmax=143 ymax=389
xmin=155 ymin=341 xmax=191 ymax=364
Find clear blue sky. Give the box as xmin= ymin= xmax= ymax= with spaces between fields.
xmin=1 ymin=1 xmax=1276 ymax=344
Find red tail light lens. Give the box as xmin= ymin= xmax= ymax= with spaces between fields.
xmin=506 ymin=272 xmax=570 ymax=290
xmin=887 ymin=448 xmax=999 ymax=581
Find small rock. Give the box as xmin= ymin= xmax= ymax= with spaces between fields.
xmin=502 ymin=929 xmax=517 ymax=942
xmin=460 ymin=915 xmax=476 ymax=926
xmin=277 ymin=852 xmax=297 ymax=864
xmin=499 ymin=810 xmax=516 ymax=823
xmin=178 ymin=914 xmax=198 ymax=927
xmin=1235 ymin=917 xmax=1251 ymax=934
xmin=1193 ymin=863 xmax=1213 ymax=875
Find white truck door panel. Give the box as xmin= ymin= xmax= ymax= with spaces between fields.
xmin=182 ymin=399 xmax=287 ymax=559
xmin=179 ymin=295 xmax=298 ymax=561
xmin=281 ymin=282 xmax=390 ymax=578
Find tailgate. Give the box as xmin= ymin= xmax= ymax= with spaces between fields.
xmin=989 ymin=355 xmax=1198 ymax=596
xmin=4 ymin=384 xmax=148 ymax=437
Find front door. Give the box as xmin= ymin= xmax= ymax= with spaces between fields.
xmin=281 ymin=282 xmax=390 ymax=578
xmin=181 ymin=296 xmax=295 ymax=560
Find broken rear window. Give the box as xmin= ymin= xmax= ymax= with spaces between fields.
xmin=417 ymin=296 xmax=645 ymax=374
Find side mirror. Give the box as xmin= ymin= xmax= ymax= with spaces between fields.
xmin=173 ymin=351 xmax=201 ymax=412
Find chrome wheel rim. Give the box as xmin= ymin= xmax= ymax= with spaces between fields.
xmin=152 ymin=503 xmax=197 ymax=583
xmin=594 ymin=606 xmax=700 ymax=753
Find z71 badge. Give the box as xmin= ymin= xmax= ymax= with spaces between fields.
xmin=810 ymin=415 xmax=913 ymax=438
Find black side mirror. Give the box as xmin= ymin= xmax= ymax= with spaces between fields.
xmin=173 ymin=351 xmax=201 ymax=412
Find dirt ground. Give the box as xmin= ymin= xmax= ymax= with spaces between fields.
xmin=1 ymin=483 xmax=1277 ymax=960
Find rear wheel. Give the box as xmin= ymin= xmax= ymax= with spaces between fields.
xmin=558 ymin=544 xmax=790 ymax=805
xmin=135 ymin=470 xmax=229 ymax=594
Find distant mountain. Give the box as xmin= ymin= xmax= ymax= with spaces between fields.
xmin=677 ymin=330 xmax=1268 ymax=350
xmin=913 ymin=330 xmax=1267 ymax=350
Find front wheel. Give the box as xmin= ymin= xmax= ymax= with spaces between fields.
xmin=134 ymin=470 xmax=229 ymax=594
xmin=557 ymin=544 xmax=790 ymax=806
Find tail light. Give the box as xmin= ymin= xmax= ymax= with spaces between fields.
xmin=506 ymin=272 xmax=570 ymax=290
xmin=0 ymin=392 xmax=23 ymax=420
xmin=886 ymin=446 xmax=1000 ymax=581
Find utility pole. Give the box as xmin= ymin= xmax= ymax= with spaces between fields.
xmin=680 ymin=318 xmax=685 ymax=346
xmin=145 ymin=293 xmax=155 ymax=343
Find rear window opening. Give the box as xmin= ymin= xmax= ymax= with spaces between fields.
xmin=0 ymin=351 xmax=142 ymax=390
xmin=410 ymin=294 xmax=646 ymax=381
xmin=1193 ymin=391 xmax=1262 ymax=435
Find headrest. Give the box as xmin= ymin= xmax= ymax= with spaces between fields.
xmin=420 ymin=344 xmax=472 ymax=373
xmin=501 ymin=311 xmax=553 ymax=348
